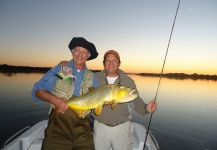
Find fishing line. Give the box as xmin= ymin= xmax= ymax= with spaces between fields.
xmin=143 ymin=0 xmax=181 ymax=149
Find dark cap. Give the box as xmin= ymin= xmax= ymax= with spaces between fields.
xmin=68 ymin=37 xmax=98 ymax=60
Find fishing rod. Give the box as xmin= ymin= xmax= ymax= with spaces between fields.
xmin=143 ymin=0 xmax=181 ymax=149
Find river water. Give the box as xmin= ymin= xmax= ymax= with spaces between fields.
xmin=0 ymin=73 xmax=216 ymax=150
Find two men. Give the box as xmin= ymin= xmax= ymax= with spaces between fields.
xmin=32 ymin=38 xmax=157 ymax=150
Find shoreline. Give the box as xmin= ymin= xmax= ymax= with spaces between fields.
xmin=1 ymin=64 xmax=217 ymax=80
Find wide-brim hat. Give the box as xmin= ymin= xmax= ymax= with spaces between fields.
xmin=68 ymin=37 xmax=98 ymax=60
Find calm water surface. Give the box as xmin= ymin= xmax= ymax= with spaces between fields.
xmin=0 ymin=73 xmax=217 ymax=150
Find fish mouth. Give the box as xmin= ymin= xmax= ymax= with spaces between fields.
xmin=123 ymin=89 xmax=138 ymax=102
xmin=128 ymin=93 xmax=138 ymax=100
xmin=129 ymin=89 xmax=136 ymax=95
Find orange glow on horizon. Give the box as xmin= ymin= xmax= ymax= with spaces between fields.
xmin=2 ymin=59 xmax=216 ymax=75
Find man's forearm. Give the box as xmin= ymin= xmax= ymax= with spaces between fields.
xmin=35 ymin=89 xmax=58 ymax=105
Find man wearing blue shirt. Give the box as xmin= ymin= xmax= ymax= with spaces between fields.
xmin=31 ymin=37 xmax=98 ymax=150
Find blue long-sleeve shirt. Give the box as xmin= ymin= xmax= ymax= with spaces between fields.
xmin=31 ymin=60 xmax=98 ymax=102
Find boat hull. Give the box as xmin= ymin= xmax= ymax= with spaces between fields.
xmin=2 ymin=120 xmax=159 ymax=150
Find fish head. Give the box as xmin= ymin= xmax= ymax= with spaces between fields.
xmin=113 ymin=85 xmax=138 ymax=103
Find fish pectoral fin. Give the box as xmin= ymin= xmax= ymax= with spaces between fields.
xmin=94 ymin=105 xmax=103 ymax=115
xmin=77 ymin=110 xmax=86 ymax=118
xmin=78 ymin=110 xmax=91 ymax=118
xmin=111 ymin=103 xmax=118 ymax=110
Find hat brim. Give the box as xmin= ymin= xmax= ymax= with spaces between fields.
xmin=68 ymin=37 xmax=98 ymax=61
xmin=87 ymin=43 xmax=98 ymax=60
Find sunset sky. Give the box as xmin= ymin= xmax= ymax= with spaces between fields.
xmin=0 ymin=0 xmax=216 ymax=75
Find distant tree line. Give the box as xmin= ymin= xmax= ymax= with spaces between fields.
xmin=0 ymin=64 xmax=100 ymax=73
xmin=1 ymin=64 xmax=216 ymax=80
xmin=0 ymin=64 xmax=51 ymax=73
xmin=135 ymin=73 xmax=217 ymax=81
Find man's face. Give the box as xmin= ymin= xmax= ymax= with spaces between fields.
xmin=104 ymin=53 xmax=120 ymax=76
xmin=72 ymin=46 xmax=90 ymax=67
xmin=72 ymin=46 xmax=89 ymax=66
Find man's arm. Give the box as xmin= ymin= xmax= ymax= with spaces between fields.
xmin=35 ymin=89 xmax=68 ymax=113
xmin=31 ymin=64 xmax=68 ymax=112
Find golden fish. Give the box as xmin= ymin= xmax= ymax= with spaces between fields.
xmin=67 ymin=84 xmax=138 ymax=118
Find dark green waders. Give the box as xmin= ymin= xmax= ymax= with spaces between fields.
xmin=41 ymin=109 xmax=95 ymax=150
